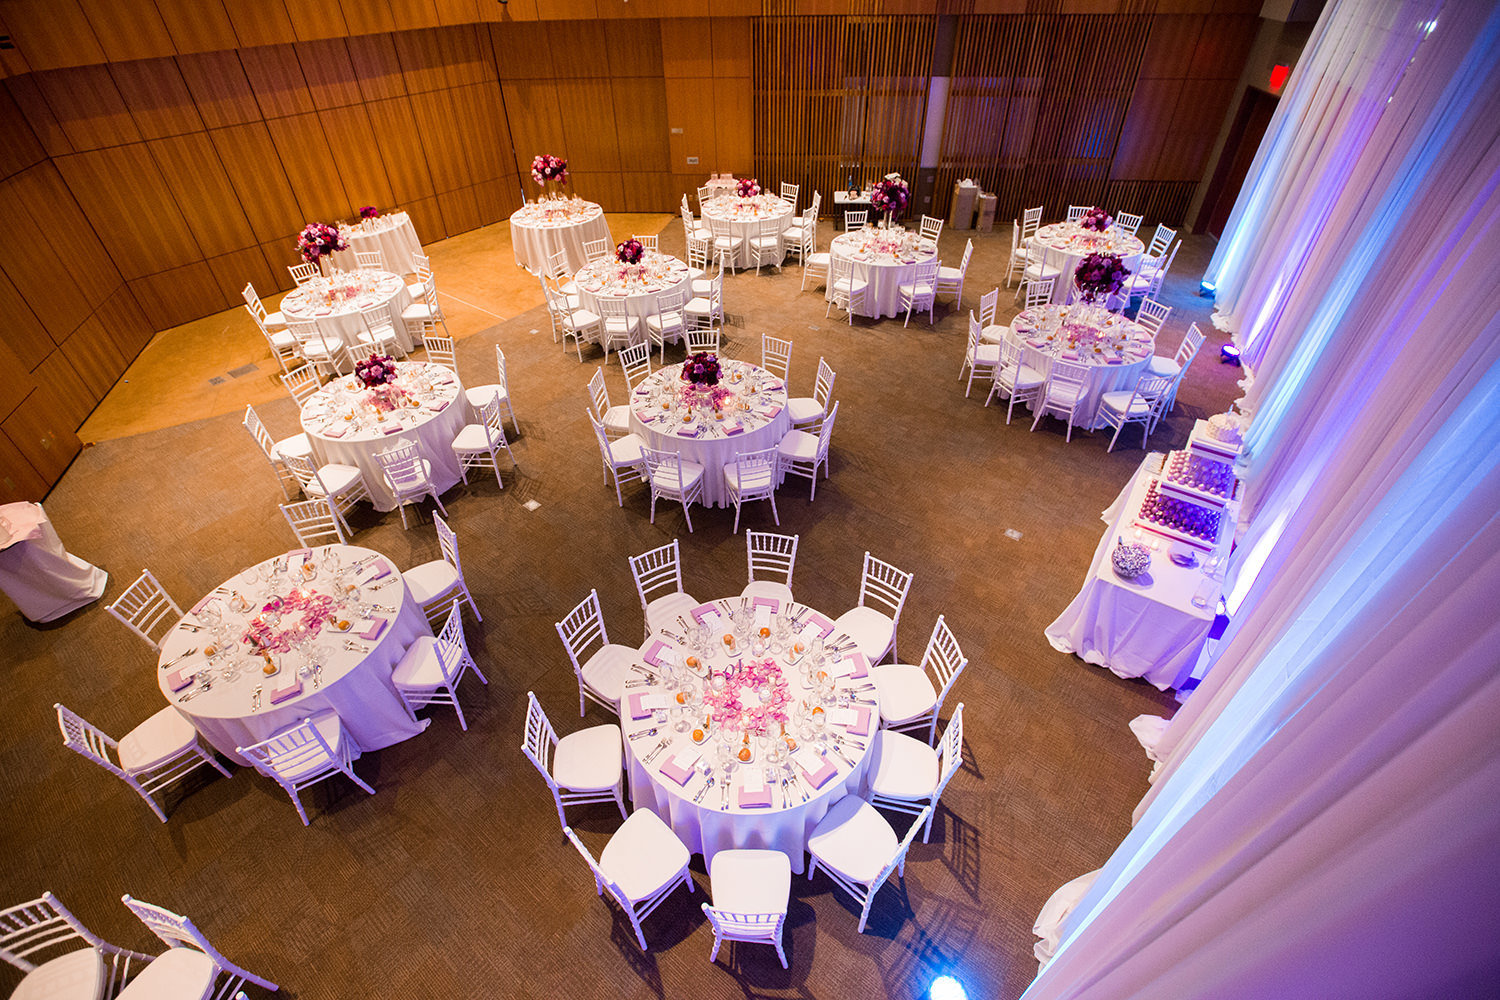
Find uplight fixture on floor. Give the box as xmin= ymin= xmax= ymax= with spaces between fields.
xmin=1199 ymin=279 xmax=1217 ymax=298
xmin=930 ymin=975 xmax=968 ymax=1000
xmin=1221 ymin=343 xmax=1242 ymax=365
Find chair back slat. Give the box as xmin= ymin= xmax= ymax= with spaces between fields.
xmin=629 ymin=540 xmax=684 ymax=604
xmin=747 ymin=531 xmax=798 ymax=585
xmin=859 ymin=551 xmax=913 ymax=617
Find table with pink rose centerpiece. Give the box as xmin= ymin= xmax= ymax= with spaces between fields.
xmin=156 ymin=544 xmax=430 ymax=764
xmin=329 ymin=211 xmax=424 ymax=275
xmin=573 ymin=251 xmax=694 ymax=336
xmin=509 ymin=197 xmax=611 ymax=274
xmin=827 ymin=227 xmax=941 ymax=319
xmin=700 ymin=193 xmax=794 ymax=270
xmin=1028 ymin=222 xmax=1145 ymax=304
xmin=277 ymin=269 xmax=415 ymax=363
xmin=624 ymin=595 xmax=880 ymax=873
xmin=1002 ymin=303 xmax=1155 ymax=429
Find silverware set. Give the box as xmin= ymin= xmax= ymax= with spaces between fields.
xmin=250 ymin=685 xmax=263 ymax=711
xmin=311 ymin=664 xmax=323 ymax=690
xmin=642 ymin=739 xmax=671 ymax=764
xmin=342 ymin=640 xmax=369 ymax=653
xmin=160 ymin=647 xmax=198 ymax=670
xmin=624 ymin=679 xmax=651 ymax=689
xmin=629 ymin=665 xmax=658 ymax=681
xmin=626 ymin=728 xmax=659 ymax=742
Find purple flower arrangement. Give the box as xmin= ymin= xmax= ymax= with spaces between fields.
xmin=870 ymin=178 xmax=910 ymax=221
xmin=359 ymin=205 xmax=380 ymax=220
xmin=1074 ymin=252 xmax=1131 ymax=302
xmin=295 ymin=222 xmax=348 ymax=263
xmin=1079 ymin=206 xmax=1112 ymax=232
xmin=355 ymin=354 xmax=398 ymax=389
xmin=736 ymin=177 xmax=761 ymax=198
xmin=616 ymin=239 xmax=645 ymax=265
xmin=681 ymin=352 xmax=722 ymax=387
xmin=531 ymin=154 xmax=568 ymax=186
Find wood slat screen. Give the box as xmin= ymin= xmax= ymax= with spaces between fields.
xmin=936 ymin=12 xmax=1175 ymax=224
xmin=752 ymin=14 xmax=938 ymax=211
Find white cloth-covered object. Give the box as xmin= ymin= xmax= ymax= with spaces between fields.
xmin=11 ymin=946 xmax=103 ymax=1000
xmin=826 ymin=231 xmax=939 ymax=319
xmin=278 ymin=270 xmax=415 ymax=359
xmin=1005 ymin=304 xmax=1154 ymax=429
xmin=700 ymin=195 xmax=793 ymax=269
xmin=574 ymin=253 xmax=693 ymax=332
xmin=1129 ymin=714 xmax=1171 ymax=762
xmin=156 ymin=545 xmax=430 ymax=764
xmin=0 ymin=503 xmax=106 ymax=622
xmin=329 ymin=212 xmax=424 ymax=275
xmin=1032 ymin=869 xmax=1102 ymax=968
xmin=509 ymin=199 xmax=610 ymax=273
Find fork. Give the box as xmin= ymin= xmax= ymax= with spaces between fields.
xmin=642 ymin=739 xmax=671 ymax=764
xmin=160 ymin=647 xmax=198 ymax=670
xmin=250 ymin=685 xmax=263 ymax=711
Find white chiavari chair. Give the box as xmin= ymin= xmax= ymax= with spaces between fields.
xmin=935 ymin=237 xmax=972 ymax=307
xmin=844 ymin=209 xmax=867 ymax=231
xmin=596 ymin=297 xmax=638 ymax=359
xmin=523 ymin=691 xmax=626 ymax=831
xmin=105 ymin=569 xmax=181 ymax=650
xmin=393 ymin=602 xmax=486 ymax=730
xmin=588 ymin=366 xmax=630 ymax=438
xmin=0 ymin=893 xmax=153 ymax=997
xmin=281 ymin=451 xmax=370 ymax=536
xmin=1065 ymin=205 xmax=1090 ymax=222
xmin=358 ymin=302 xmax=405 ymax=358
xmin=899 ymin=259 xmax=940 ymax=327
xmin=1100 ymin=372 xmax=1175 ymax=452
xmin=807 ymin=798 xmax=931 ymax=934
xmin=280 ymin=497 xmax=346 ymax=546
xmin=645 ymin=287 xmax=688 ymax=361
xmin=788 ymin=357 xmax=835 ymax=431
xmin=564 ymin=811 xmax=694 ymax=951
xmin=870 ymin=615 xmax=966 ymax=742
xmin=775 ymin=399 xmax=838 ymax=501
xmin=618 ymin=340 xmax=653 ymax=392
xmin=583 ymin=237 xmax=609 ymax=263
xmin=1147 ymin=223 xmax=1176 ymax=258
xmin=377 ymin=436 xmax=447 ymax=529
xmin=628 ymin=538 xmax=698 ymax=638
xmin=406 ymin=512 xmax=483 ymax=624
xmin=918 ymin=215 xmax=943 ymax=245
xmin=761 ymin=334 xmax=792 ymax=381
xmin=833 ymin=550 xmax=913 ymax=664
xmin=287 ymin=261 xmax=319 ymax=285
xmin=587 ymin=410 xmax=646 ymax=507
xmin=1030 ymin=358 xmax=1092 ymax=442
xmin=281 ymin=363 xmax=323 ymax=406
xmin=1114 ymin=211 xmax=1143 ymax=236
xmin=355 ymin=249 xmax=385 ymax=270
xmin=118 ymin=896 xmax=277 ymax=997
xmin=237 ymin=712 xmax=373 ymax=825
xmin=556 ymin=588 xmax=636 ymax=714
xmin=869 ymin=703 xmax=964 ymax=842
xmin=243 ymin=403 xmax=309 ymax=501
xmin=826 ymin=255 xmax=868 ymax=325
xmin=702 ymin=850 xmax=791 ymax=968
xmin=961 ymin=312 xmax=1001 ymax=398
xmin=452 ymin=394 xmax=517 ymax=490
xmin=641 ymin=445 xmax=706 ymax=533
xmin=464 ymin=345 xmax=519 ymax=434
xmin=742 ymin=530 xmax=797 ymax=604
xmin=985 ymin=336 xmax=1046 ymax=423
xmin=685 ymin=267 xmax=724 ymax=332
xmin=749 ymin=217 xmax=784 ymax=273
xmin=724 ymin=445 xmax=780 ymax=534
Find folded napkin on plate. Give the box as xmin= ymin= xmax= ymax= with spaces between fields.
xmin=1061 ymin=350 xmax=1080 ymax=361
xmin=831 ymin=704 xmax=873 ymax=737
xmin=803 ymin=612 xmax=835 ymax=638
xmin=724 ymin=421 xmax=744 ymax=435
xmin=627 ymin=692 xmax=672 ymax=720
xmin=270 ymin=678 xmax=304 ymax=705
xmin=314 ymin=309 xmax=333 ymax=317
xmin=794 ymin=748 xmax=838 ymax=789
xmin=166 ymin=667 xmax=197 ymax=692
xmin=356 ymin=617 xmax=387 ymax=641
xmin=678 ymin=425 xmax=700 ymax=438
xmin=658 ymin=750 xmax=699 ymax=785
xmin=845 ymin=650 xmax=869 ymax=679
xmin=1027 ymin=339 xmax=1048 ymax=348
xmin=381 ymin=423 xmax=403 ymax=434
xmin=759 ymin=405 xmax=783 ymax=419
xmin=738 ymin=768 xmax=773 ymax=808
xmin=1105 ymin=357 xmax=1122 ymax=365
xmin=641 ymin=639 xmax=672 ymax=668
xmin=764 ymin=381 xmax=784 ymax=391
xmin=751 ymin=596 xmax=781 ymax=615
xmin=321 ymin=423 xmax=347 ymax=438
xmin=360 ymin=561 xmax=391 ymax=584
xmin=690 ymin=603 xmax=721 ymax=625
xmin=634 ymin=387 xmax=651 ymax=396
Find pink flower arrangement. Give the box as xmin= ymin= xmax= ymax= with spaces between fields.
xmin=359 ymin=205 xmax=380 ymax=220
xmin=1074 ymin=252 xmax=1132 ymax=302
xmin=616 ymin=238 xmax=645 ymax=265
xmin=241 ymin=588 xmax=339 ymax=654
xmin=1079 ymin=207 xmax=1112 ymax=232
xmin=736 ymin=177 xmax=761 ymax=198
xmin=531 ymin=154 xmax=568 ymax=186
xmin=295 ymin=223 xmax=348 ymax=263
xmin=355 ymin=354 xmax=398 ymax=388
xmin=681 ymin=352 xmax=722 ymax=387
xmin=870 ymin=178 xmax=910 ymax=221
xmin=701 ymin=657 xmax=792 ymax=735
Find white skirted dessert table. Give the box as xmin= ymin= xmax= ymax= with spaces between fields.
xmin=1045 ymin=455 xmax=1235 ymax=691
xmin=700 ymin=194 xmax=794 ymax=270
xmin=624 ymin=595 xmax=880 ymax=873
xmin=510 ymin=198 xmax=610 ymax=274
xmin=999 ymin=303 xmax=1155 ymax=429
xmin=0 ymin=503 xmax=106 ymax=622
xmin=156 ymin=545 xmax=430 ymax=764
xmin=827 ymin=228 xmax=940 ymax=319
xmin=573 ymin=252 xmax=694 ymax=334
xmin=1028 ymin=222 xmax=1144 ymax=304
xmin=627 ymin=359 xmax=790 ymax=508
xmin=277 ymin=270 xmax=415 ymax=362
xmin=329 ymin=212 xmax=423 ymax=274
xmin=299 ymin=361 xmax=471 ymax=512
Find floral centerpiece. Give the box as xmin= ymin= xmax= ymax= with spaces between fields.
xmin=355 ymin=354 xmax=398 ymax=388
xmin=702 ymin=657 xmax=792 ymax=736
xmin=359 ymin=205 xmax=380 ymax=220
xmin=616 ymin=238 xmax=645 ymax=265
xmin=1079 ymin=206 xmax=1112 ymax=232
xmin=736 ymin=177 xmax=761 ymax=198
xmin=681 ymin=352 xmax=722 ymax=387
xmin=531 ymin=154 xmax=568 ymax=198
xmin=242 ymin=588 xmax=342 ymax=654
xmin=1074 ymin=252 xmax=1131 ymax=302
xmin=870 ymin=177 xmax=910 ymax=226
xmin=295 ymin=222 xmax=348 ymax=264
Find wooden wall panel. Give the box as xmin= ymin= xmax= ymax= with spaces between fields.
xmin=285 ymin=1 xmax=350 ymax=43
xmin=221 ymin=0 xmax=297 ymax=50
xmin=110 ymin=59 xmax=205 ymax=139
xmin=320 ymin=105 xmax=397 ymax=209
xmin=365 ymin=97 xmax=438 ymax=205
xmin=128 ymin=261 xmax=227 ymax=330
xmin=240 ymin=44 xmax=316 ymax=119
xmin=146 ymin=132 xmax=258 ymax=255
xmin=17 ymin=164 xmax=121 ymax=310
xmin=29 ymin=351 xmax=94 ymax=433
xmin=209 ymin=123 xmax=302 ymax=241
xmin=0 ymin=432 xmax=52 ymax=503
xmin=0 ymin=86 xmax=47 ymax=179
xmin=556 ymin=79 xmax=622 ymax=173
xmin=176 ymin=51 xmax=260 ymax=128
xmin=95 ymin=284 xmax=154 ymax=361
xmin=408 ymin=88 xmax=473 ymax=193
xmin=2 ymin=386 xmax=84 ymax=485
xmin=52 ymin=145 xmax=192 ymax=279
xmin=2 ymin=0 xmax=105 ymax=71
xmin=264 ymin=113 xmax=351 ymax=220
xmin=387 ymin=0 xmax=444 ymax=33
xmin=490 ymin=23 xmax=553 ymax=80
xmin=347 ymin=34 xmax=409 ymax=101
xmin=75 ymin=0 xmax=175 ymax=63
xmin=0 ymin=175 xmax=91 ymax=341
xmin=500 ymin=81 xmax=567 ymax=177
xmin=34 ymin=65 xmax=141 ymax=150
xmin=0 ymin=342 xmax=40 ymax=422
xmin=338 ymin=0 xmax=398 ymax=38
xmin=58 ymin=317 xmax=127 ymax=403
xmin=296 ymin=39 xmax=363 ymax=110
xmin=0 ymin=268 xmax=53 ymax=371
xmin=546 ymin=21 xmax=610 ymax=79
xmin=610 ymin=77 xmax=670 ymax=175
xmin=661 ymin=20 xmax=713 ymax=81
xmin=153 ymin=0 xmax=240 ymax=56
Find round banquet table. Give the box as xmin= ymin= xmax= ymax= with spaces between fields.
xmin=1029 ymin=222 xmax=1144 ymax=304
xmin=329 ymin=212 xmax=424 ymax=275
xmin=300 ymin=361 xmax=471 ymax=512
xmin=156 ymin=545 xmax=430 ymax=764
xmin=509 ymin=198 xmax=611 ymax=274
xmin=277 ymin=269 xmax=415 ymax=362
xmin=827 ymin=228 xmax=941 ymax=320
xmin=573 ymin=252 xmax=694 ymax=336
xmin=1004 ymin=303 xmax=1155 ymax=429
xmin=623 ymin=595 xmax=881 ymax=873
xmin=700 ymin=194 xmax=794 ymax=270
xmin=628 ymin=359 xmax=791 ymax=508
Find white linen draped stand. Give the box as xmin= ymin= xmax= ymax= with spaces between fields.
xmin=0 ymin=503 xmax=106 ymax=621
xmin=329 ymin=213 xmax=423 ymax=274
xmin=509 ymin=201 xmax=610 ymax=273
xmin=1024 ymin=3 xmax=1500 ymax=996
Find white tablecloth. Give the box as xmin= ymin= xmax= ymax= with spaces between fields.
xmin=329 ymin=213 xmax=423 ymax=275
xmin=1029 ymin=222 xmax=1145 ymax=304
xmin=278 ymin=270 xmax=415 ymax=361
xmin=1045 ymin=459 xmax=1233 ymax=690
xmin=510 ymin=199 xmax=610 ymax=274
xmin=624 ymin=597 xmax=878 ymax=873
xmin=300 ymin=361 xmax=471 ymax=512
xmin=157 ymin=545 xmax=430 ymax=763
xmin=1003 ymin=304 xmax=1155 ymax=429
xmin=826 ymin=229 xmax=940 ymax=320
xmin=700 ymin=195 xmax=793 ymax=269
xmin=574 ymin=253 xmax=693 ymax=334
xmin=628 ymin=360 xmax=790 ymax=508
xmin=0 ymin=503 xmax=106 ymax=622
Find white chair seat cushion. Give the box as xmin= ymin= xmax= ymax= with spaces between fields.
xmin=608 ymin=434 xmax=646 ymax=466
xmin=603 ymin=404 xmax=631 ymax=434
xmin=937 ymin=265 xmax=963 ymax=280
xmin=1147 ymin=357 xmax=1182 ymax=377
xmin=833 ymin=606 xmax=897 ymax=662
xmin=724 ymin=461 xmax=774 ymax=493
xmin=13 ymin=945 xmax=104 ymax=1000
xmin=552 ymin=723 xmax=624 ymax=792
xmin=868 ymin=728 xmax=940 ymax=799
xmin=998 ymin=364 xmax=1046 ymax=390
xmin=898 ymin=282 xmax=935 ymax=297
xmin=690 ymin=278 xmax=713 ymax=295
xmin=751 ymin=236 xmax=781 ymax=248
xmin=980 ymin=323 xmax=1009 ymax=344
xmin=580 ymin=643 xmax=637 ymax=703
xmin=646 ymin=312 xmax=686 ymax=333
xmin=969 ymin=344 xmax=1002 ymax=366
xmin=119 ymin=706 xmax=199 ymax=772
xmin=740 ymin=580 xmax=794 ymax=605
xmin=406 ymin=281 xmax=425 ymax=299
xmin=114 ymin=946 xmax=217 ymax=1000
xmin=392 ymin=634 xmax=454 ymax=688
xmin=567 ymin=309 xmax=601 ymax=328
xmin=1044 ymin=384 xmax=1086 ymax=405
xmin=263 ymin=309 xmax=286 ymax=329
xmin=1024 ymin=264 xmax=1060 ymax=279
xmin=264 ymin=710 xmax=344 ymax=780
xmin=776 ymin=429 xmax=819 ymax=462
xmin=599 ymin=807 xmax=690 ymax=903
xmin=808 ymin=795 xmax=897 ymax=884
xmin=383 ymin=458 xmax=433 ymax=493
xmin=452 ymin=424 xmax=499 ymax=453
xmin=272 ymin=433 xmax=313 ymax=459
xmin=1100 ymin=389 xmax=1154 ymax=416
xmin=787 ymin=397 xmax=824 ymax=424
xmin=300 ymin=341 xmax=339 ymax=361
xmin=685 ymin=296 xmax=717 ymax=315
xmin=404 ymin=559 xmax=459 ymax=605
xmin=268 ymin=328 xmax=296 ymax=349
xmin=710 ymin=848 xmax=791 ymax=914
xmin=651 ymin=460 xmax=706 ymax=492
xmin=359 ymin=326 xmax=398 ymax=345
xmin=691 ymin=227 xmax=712 ymax=241
xmin=713 ymin=236 xmax=744 ymax=248
xmin=645 ymin=591 xmax=699 ymax=634
xmin=465 ymin=384 xmax=508 ymax=409
xmin=806 ymin=252 xmax=830 ymax=266
xmin=870 ymin=663 xmax=938 ymax=725
xmin=308 ymin=464 xmax=363 ymax=496
xmin=402 ymin=303 xmax=439 ymax=322
xmin=832 ymin=278 xmax=869 ymax=293
xmin=602 ymin=317 xmax=636 ymax=333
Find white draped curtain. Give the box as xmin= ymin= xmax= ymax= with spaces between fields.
xmin=1023 ymin=1 xmax=1500 ymax=996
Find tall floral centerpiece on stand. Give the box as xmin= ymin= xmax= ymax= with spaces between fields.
xmin=616 ymin=239 xmax=644 ymax=265
xmin=1073 ymin=252 xmax=1131 ymax=319
xmin=359 ymin=206 xmax=380 ymax=221
xmin=679 ymin=351 xmax=734 ymax=414
xmin=736 ymin=177 xmax=761 ymax=198
xmin=870 ymin=178 xmax=910 ymax=228
xmin=531 ymin=154 xmax=569 ymax=200
xmin=353 ymin=354 xmax=406 ymax=415
xmin=296 ymin=222 xmax=348 ymax=275
xmin=1079 ymin=206 xmax=1112 ymax=232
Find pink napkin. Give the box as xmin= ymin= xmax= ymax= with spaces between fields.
xmin=381 ymin=423 xmax=403 ymax=434
xmin=641 ymin=639 xmax=671 ymax=668
xmin=845 ymin=650 xmax=869 ymax=679
xmin=322 ymin=424 xmax=347 ymax=438
xmin=166 ymin=667 xmax=196 ymax=692
xmin=658 ymin=753 xmax=697 ymax=785
xmin=806 ymin=613 xmax=835 ymax=637
xmin=737 ymin=780 xmax=773 ymax=808
xmin=1027 ymin=339 xmax=1047 ymax=348
xmin=270 ymin=678 xmax=304 ymax=705
xmin=799 ymin=755 xmax=838 ymax=789
xmin=724 ymin=422 xmax=744 ymax=435
xmin=1105 ymin=357 xmax=1122 ymax=365
xmin=752 ymin=596 xmax=780 ymax=615
xmin=357 ymin=617 xmax=387 ymax=641
xmin=679 ymin=425 xmax=700 ymax=438
xmin=362 ymin=562 xmax=391 ymax=583
xmin=426 ymin=400 xmax=449 ymax=413
xmin=1062 ymin=350 xmax=1080 ymax=361
xmin=842 ymin=704 xmax=873 ymax=737
xmin=765 ymin=381 xmax=784 ymax=391
xmin=626 ymin=692 xmax=652 ymax=720
xmin=759 ymin=405 xmax=783 ymax=419
xmin=690 ymin=603 xmax=720 ymax=624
